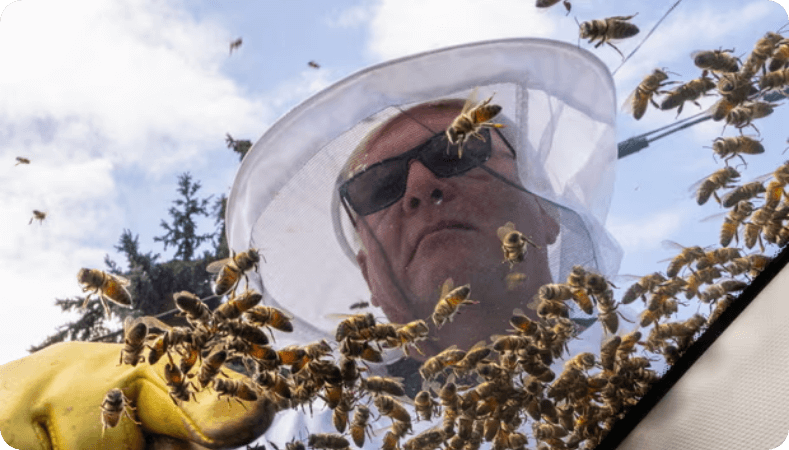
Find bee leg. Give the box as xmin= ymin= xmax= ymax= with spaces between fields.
xmin=100 ymin=298 xmax=112 ymax=318
xmin=606 ymin=42 xmax=626 ymax=59
xmin=563 ymin=0 xmax=571 ymax=15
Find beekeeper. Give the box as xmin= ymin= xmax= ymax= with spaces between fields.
xmin=0 ymin=38 xmax=621 ymax=450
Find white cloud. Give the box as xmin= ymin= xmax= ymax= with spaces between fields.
xmin=325 ymin=2 xmax=375 ymax=28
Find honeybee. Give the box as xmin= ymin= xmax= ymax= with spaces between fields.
xmin=245 ymin=305 xmax=294 ymax=334
xmin=453 ymin=340 xmax=492 ymax=376
xmin=145 ymin=319 xmax=195 ymax=365
xmin=741 ymin=32 xmax=784 ymax=78
xmin=695 ymin=248 xmax=742 ymax=271
xmin=432 ymin=279 xmax=478 ymax=329
xmin=743 ymin=221 xmax=763 ymax=251
xmin=339 ymin=338 xmax=382 ymax=363
xmin=334 ymin=313 xmax=376 ymax=341
xmin=536 ymin=0 xmax=572 ymax=13
xmin=497 ymin=222 xmax=539 ymax=268
xmin=769 ymin=39 xmax=789 ymax=71
xmin=77 ymin=268 xmax=133 ymax=317
xmin=509 ymin=308 xmax=541 ymax=336
xmin=173 ymin=291 xmax=213 ymax=326
xmin=414 ymin=390 xmax=440 ymax=421
xmin=213 ymin=289 xmax=263 ymax=322
xmin=538 ymin=283 xmax=574 ymax=301
xmin=622 ymin=69 xmax=672 ymax=120
xmin=725 ymin=101 xmax=777 ymax=133
xmin=118 ymin=317 xmax=149 ymax=366
xmin=446 ymin=89 xmax=505 ymax=158
xmin=710 ymin=97 xmax=738 ymax=122
xmin=721 ymin=181 xmax=766 ymax=208
xmin=685 ymin=267 xmax=723 ymax=300
xmin=15 ymin=156 xmax=30 ymax=166
xmin=197 ymin=349 xmax=228 ymax=388
xmin=28 ymin=209 xmax=46 ymax=225
xmin=100 ymin=388 xmax=140 ymax=434
xmin=229 ymin=38 xmax=242 ymax=55
xmin=350 ymin=405 xmax=373 ymax=447
xmin=349 ymin=301 xmax=369 ymax=310
xmin=599 ymin=335 xmax=621 ymax=372
xmin=662 ymin=241 xmax=707 ymax=277
xmin=403 ymin=428 xmax=445 ymax=450
xmin=253 ymin=369 xmax=292 ymax=400
xmin=709 ymin=294 xmax=736 ymax=324
xmin=597 ymin=294 xmax=628 ymax=335
xmin=692 ymin=166 xmax=740 ymax=205
xmin=533 ymin=422 xmax=569 ymax=440
xmin=578 ymin=14 xmax=640 ymax=59
xmin=308 ymin=60 xmax=320 ymax=69
xmin=564 ymin=352 xmax=596 ymax=371
xmin=361 ymin=376 xmax=405 ymax=397
xmin=214 ymin=378 xmax=259 ymax=404
xmin=419 ymin=345 xmax=466 ymax=380
xmin=698 ymin=279 xmax=748 ymax=303
xmin=374 ymin=395 xmax=412 ymax=423
xmin=621 ymin=272 xmax=667 ymax=304
xmin=759 ymin=67 xmax=789 ymax=91
xmin=693 ymin=49 xmax=739 ymax=73
xmin=710 ymin=136 xmax=765 ymax=166
xmin=719 ymin=201 xmax=754 ymax=247
xmin=659 ymin=72 xmax=718 ymax=116
xmin=164 ymin=361 xmax=198 ymax=404
xmin=307 ymin=433 xmax=350 ymax=450
xmin=330 ymin=390 xmax=352 ymax=432
xmin=389 ymin=319 xmax=430 ymax=356
xmin=206 ymin=248 xmax=262 ymax=296
xmin=724 ymin=253 xmax=771 ymax=277
xmin=222 ymin=320 xmax=270 ymax=346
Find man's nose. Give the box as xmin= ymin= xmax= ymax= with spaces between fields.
xmin=401 ymin=160 xmax=452 ymax=213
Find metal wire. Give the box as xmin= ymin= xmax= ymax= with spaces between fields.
xmin=612 ymin=0 xmax=685 ymax=77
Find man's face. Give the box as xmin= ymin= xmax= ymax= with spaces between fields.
xmin=352 ymin=104 xmax=557 ymax=356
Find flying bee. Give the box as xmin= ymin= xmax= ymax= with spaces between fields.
xmin=28 ymin=209 xmax=46 ymax=225
xmin=349 ymin=300 xmax=369 ymax=310
xmin=497 ymin=221 xmax=539 ymax=268
xmin=374 ymin=395 xmax=412 ymax=423
xmin=206 ymin=248 xmax=262 ymax=296
xmin=245 ymin=305 xmax=294 ymax=334
xmin=432 ymin=279 xmax=478 ymax=329
xmin=77 ymin=268 xmax=133 ymax=317
xmin=709 ymin=136 xmax=764 ymax=166
xmin=509 ymin=308 xmax=541 ymax=336
xmin=662 ymin=241 xmax=707 ymax=277
xmin=691 ymin=166 xmax=740 ymax=206
xmin=693 ymin=48 xmax=739 ymax=73
xmin=214 ymin=289 xmax=263 ymax=322
xmin=710 ymin=97 xmax=738 ymax=122
xmin=308 ymin=60 xmax=320 ymax=69
xmin=164 ymin=361 xmax=198 ymax=404
xmin=173 ymin=291 xmax=213 ymax=326
xmin=100 ymin=388 xmax=140 ymax=434
xmin=350 ymin=405 xmax=373 ymax=447
xmin=414 ymin=390 xmax=440 ymax=421
xmin=578 ymin=14 xmax=640 ymax=59
xmin=307 ymin=433 xmax=350 ymax=450
xmin=214 ymin=378 xmax=258 ymax=404
xmin=229 ymin=38 xmax=242 ymax=55
xmin=419 ymin=345 xmax=466 ymax=380
xmin=658 ymin=72 xmax=716 ymax=117
xmin=721 ymin=181 xmax=767 ymax=208
xmin=622 ymin=68 xmax=673 ymax=120
xmin=361 ymin=376 xmax=405 ymax=397
xmin=725 ymin=101 xmax=777 ymax=133
xmin=119 ymin=317 xmax=148 ymax=366
xmin=759 ymin=67 xmax=789 ymax=91
xmin=446 ymin=89 xmax=505 ymax=159
xmin=685 ymin=267 xmax=723 ymax=299
xmin=198 ymin=349 xmax=228 ymax=389
xmin=769 ymin=39 xmax=789 ymax=72
xmin=536 ymin=0 xmax=572 ymax=13
xmin=621 ymin=272 xmax=667 ymax=304
xmin=334 ymin=312 xmax=376 ymax=341
xmin=453 ymin=340 xmax=491 ymax=376
xmin=15 ymin=156 xmax=30 ymax=166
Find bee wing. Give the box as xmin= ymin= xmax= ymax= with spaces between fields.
xmin=461 ymin=88 xmax=480 ymax=114
xmin=660 ymin=239 xmax=687 ymax=251
xmin=135 ymin=316 xmax=173 ymax=336
xmin=512 ymin=307 xmax=528 ymax=317
xmin=110 ymin=273 xmax=131 ymax=286
xmin=439 ymin=278 xmax=454 ymax=298
xmin=206 ymin=258 xmax=232 ymax=273
xmin=700 ymin=211 xmax=728 ymax=223
xmin=467 ymin=340 xmax=489 ymax=351
xmin=620 ymin=87 xmax=639 ymax=114
xmin=496 ymin=222 xmax=516 ymax=240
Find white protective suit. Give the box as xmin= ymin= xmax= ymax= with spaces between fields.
xmin=225 ymin=38 xmax=625 ymax=448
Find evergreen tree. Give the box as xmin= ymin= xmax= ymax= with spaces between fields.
xmin=226 ymin=133 xmax=252 ymax=161
xmin=154 ymin=172 xmax=214 ymax=261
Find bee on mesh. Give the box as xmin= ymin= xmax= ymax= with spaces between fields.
xmin=445 ymin=88 xmax=505 ymax=159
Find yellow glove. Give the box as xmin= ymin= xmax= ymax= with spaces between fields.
xmin=0 ymin=341 xmax=277 ymax=450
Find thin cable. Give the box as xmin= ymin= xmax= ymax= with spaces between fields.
xmin=612 ymin=0 xmax=684 ymax=77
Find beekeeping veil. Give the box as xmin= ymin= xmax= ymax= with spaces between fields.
xmin=226 ymin=38 xmax=621 ymax=348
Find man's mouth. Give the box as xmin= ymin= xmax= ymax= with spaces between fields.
xmin=408 ymin=221 xmax=477 ymax=264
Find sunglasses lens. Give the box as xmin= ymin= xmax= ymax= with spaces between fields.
xmin=344 ymin=161 xmax=408 ymax=216
xmin=420 ymin=134 xmax=490 ymax=177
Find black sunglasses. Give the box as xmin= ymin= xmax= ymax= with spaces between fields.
xmin=339 ymin=127 xmax=515 ymax=217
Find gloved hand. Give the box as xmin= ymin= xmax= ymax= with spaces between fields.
xmin=0 ymin=341 xmax=277 ymax=449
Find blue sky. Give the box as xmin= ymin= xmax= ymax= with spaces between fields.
xmin=1 ymin=0 xmax=789 ymax=371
